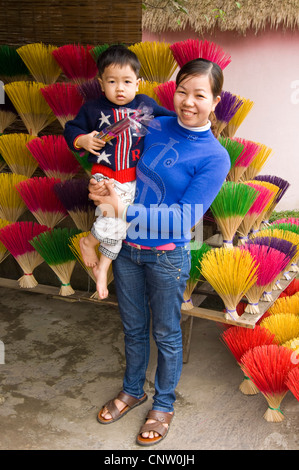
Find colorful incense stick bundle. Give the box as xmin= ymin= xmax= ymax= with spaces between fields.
xmin=4 ymin=81 xmax=56 ymax=135
xmin=237 ymin=183 xmax=273 ymax=244
xmin=280 ymin=278 xmax=299 ymax=297
xmin=16 ymin=176 xmax=68 ymax=228
xmin=182 ymin=242 xmax=212 ymax=310
xmin=0 ymin=109 xmax=17 ymax=133
xmin=221 ymin=325 xmax=277 ymax=395
xmin=153 ymin=81 xmax=176 ymax=111
xmin=138 ymin=80 xmax=162 ymax=104
xmin=68 ymin=231 xmax=114 ymax=299
xmin=0 ymin=45 xmax=30 ymax=83
xmin=40 ymin=82 xmax=84 ymax=128
xmin=241 ymin=344 xmax=298 ymax=422
xmin=248 ymin=181 xmax=279 ymax=233
xmin=213 ymin=91 xmax=243 ymax=138
xmin=30 ymin=227 xmax=81 ymax=296
xmin=286 ymin=368 xmax=299 ymax=402
xmin=89 ymin=44 xmax=110 ymax=62
xmin=218 ymin=136 xmax=244 ymax=172
xmin=0 ymin=173 xmax=28 ymax=222
xmin=227 ymin=138 xmax=261 ymax=183
xmin=0 ymin=133 xmax=38 ymax=177
xmin=77 ymin=78 xmax=103 ymax=102
xmin=283 ymin=337 xmax=299 ymax=360
xmin=268 ymin=293 xmax=299 ymax=316
xmin=240 ymin=243 xmax=290 ymax=312
xmin=221 ymin=96 xmax=254 ymax=138
xmin=199 ymin=247 xmax=258 ymax=321
xmin=260 ymin=313 xmax=299 ymax=345
xmin=129 ymin=41 xmax=177 ymax=82
xmin=254 ymin=175 xmax=290 ymax=225
xmin=16 ymin=43 xmax=61 ymax=84
xmin=169 ymin=39 xmax=231 ymax=69
xmin=0 ymin=218 xmax=10 ymax=263
xmin=53 ymin=178 xmax=96 ymax=232
xmin=52 ymin=44 xmax=98 ymax=85
xmin=271 ymin=218 xmax=299 ymax=226
xmin=210 ymin=181 xmax=258 ymax=249
xmin=0 ymin=221 xmax=49 ymax=288
xmin=27 ymin=135 xmax=81 ymax=181
xmin=240 ymin=144 xmax=273 ymax=181
xmin=72 ymin=150 xmax=92 ymax=176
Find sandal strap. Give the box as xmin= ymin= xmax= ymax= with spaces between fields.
xmin=117 ymin=391 xmax=144 ymax=408
xmin=104 ymin=398 xmax=123 ymax=420
xmin=139 ymin=421 xmax=168 ymax=438
xmin=146 ymin=410 xmax=173 ymax=425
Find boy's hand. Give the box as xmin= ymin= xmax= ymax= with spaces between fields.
xmin=76 ymin=131 xmax=105 ymax=155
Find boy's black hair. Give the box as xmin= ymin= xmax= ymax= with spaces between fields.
xmin=97 ymin=44 xmax=141 ymax=78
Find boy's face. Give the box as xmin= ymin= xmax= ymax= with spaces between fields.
xmin=99 ymin=64 xmax=140 ymax=106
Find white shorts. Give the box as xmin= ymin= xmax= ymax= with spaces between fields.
xmin=91 ymin=174 xmax=136 ymax=260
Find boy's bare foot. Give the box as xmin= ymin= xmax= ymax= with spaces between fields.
xmin=79 ymin=237 xmax=98 ymax=267
xmin=92 ymin=263 xmax=109 ymax=299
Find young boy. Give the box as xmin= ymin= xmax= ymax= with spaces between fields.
xmin=64 ymin=45 xmax=176 ymax=299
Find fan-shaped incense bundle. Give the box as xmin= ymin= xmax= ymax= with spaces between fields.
xmin=4 ymin=81 xmax=56 ymax=135
xmin=72 ymin=150 xmax=92 ymax=176
xmin=0 ymin=109 xmax=17 ymax=133
xmin=53 ymin=178 xmax=96 ymax=232
xmin=221 ymin=325 xmax=277 ymax=395
xmin=40 ymin=82 xmax=84 ymax=128
xmin=128 ymin=41 xmax=177 ymax=82
xmin=254 ymin=175 xmax=290 ymax=225
xmin=153 ymin=81 xmax=176 ymax=112
xmin=283 ymin=336 xmax=299 ymax=359
xmin=0 ymin=218 xmax=10 ymax=263
xmin=241 ymin=344 xmax=298 ymax=422
xmin=248 ymin=181 xmax=279 ymax=233
xmin=89 ymin=44 xmax=110 ymax=62
xmin=30 ymin=227 xmax=81 ymax=296
xmin=280 ymin=278 xmax=299 ymax=297
xmin=240 ymin=144 xmax=273 ymax=181
xmin=169 ymin=39 xmax=231 ymax=69
xmin=16 ymin=176 xmax=67 ymax=228
xmin=27 ymin=135 xmax=81 ymax=181
xmin=227 ymin=138 xmax=261 ymax=183
xmin=16 ymin=43 xmax=61 ymax=84
xmin=213 ymin=91 xmax=243 ymax=138
xmin=0 ymin=221 xmax=49 ymax=288
xmin=0 ymin=173 xmax=28 ymax=222
xmin=77 ymin=78 xmax=103 ymax=102
xmin=0 ymin=133 xmax=38 ymax=177
xmin=182 ymin=242 xmax=212 ymax=310
xmin=237 ymin=183 xmax=273 ymax=244
xmin=210 ymin=181 xmax=258 ymax=248
xmin=52 ymin=44 xmax=98 ymax=85
xmin=68 ymin=231 xmax=113 ymax=299
xmin=218 ymin=136 xmax=244 ymax=173
xmin=199 ymin=247 xmax=258 ymax=321
xmin=221 ymin=96 xmax=254 ymax=138
xmin=268 ymin=293 xmax=299 ymax=316
xmin=260 ymin=313 xmax=299 ymax=345
xmin=137 ymin=80 xmax=161 ymax=104
xmin=240 ymin=244 xmax=290 ymax=312
xmin=286 ymin=367 xmax=299 ymax=402
xmin=0 ymin=45 xmax=30 ymax=83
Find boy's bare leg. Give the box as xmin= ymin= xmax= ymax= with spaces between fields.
xmin=92 ymin=253 xmax=112 ymax=299
xmin=79 ymin=233 xmax=99 ymax=267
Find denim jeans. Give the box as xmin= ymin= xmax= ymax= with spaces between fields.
xmin=112 ymin=243 xmax=190 ymax=412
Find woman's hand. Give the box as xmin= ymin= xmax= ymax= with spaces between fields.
xmin=89 ymin=179 xmax=126 ymax=218
xmin=76 ymin=131 xmax=106 ymax=155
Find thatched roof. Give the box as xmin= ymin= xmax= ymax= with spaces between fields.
xmin=142 ymin=0 xmax=299 ymax=35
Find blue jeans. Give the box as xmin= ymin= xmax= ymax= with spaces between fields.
xmin=112 ymin=244 xmax=190 ymax=412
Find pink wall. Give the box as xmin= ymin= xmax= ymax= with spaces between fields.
xmin=143 ymin=27 xmax=299 ymax=211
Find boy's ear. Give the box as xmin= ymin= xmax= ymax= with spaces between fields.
xmin=98 ymin=77 xmax=104 ymax=92
xmin=136 ymin=78 xmax=141 ymax=91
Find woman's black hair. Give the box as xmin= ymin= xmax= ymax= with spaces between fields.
xmin=97 ymin=44 xmax=141 ymax=78
xmin=175 ymin=58 xmax=223 ymax=99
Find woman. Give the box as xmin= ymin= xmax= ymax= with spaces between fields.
xmin=89 ymin=58 xmax=231 ymax=446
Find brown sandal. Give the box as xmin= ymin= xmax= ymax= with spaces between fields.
xmin=97 ymin=391 xmax=147 ymax=425
xmin=136 ymin=410 xmax=174 ymax=446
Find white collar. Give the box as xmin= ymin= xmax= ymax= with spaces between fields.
xmin=177 ymin=118 xmax=211 ymax=132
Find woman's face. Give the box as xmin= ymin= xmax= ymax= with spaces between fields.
xmin=173 ymin=74 xmax=220 ymax=128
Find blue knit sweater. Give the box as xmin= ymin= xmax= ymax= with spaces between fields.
xmin=126 ymin=116 xmax=231 ymax=246
xmin=64 ymin=94 xmax=176 ymax=183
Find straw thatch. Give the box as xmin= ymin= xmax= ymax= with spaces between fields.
xmin=143 ymin=0 xmax=299 ymax=35
xmin=0 ymin=0 xmax=142 ymax=46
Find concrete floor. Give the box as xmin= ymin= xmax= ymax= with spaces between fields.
xmin=0 ymin=285 xmax=298 ymax=451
